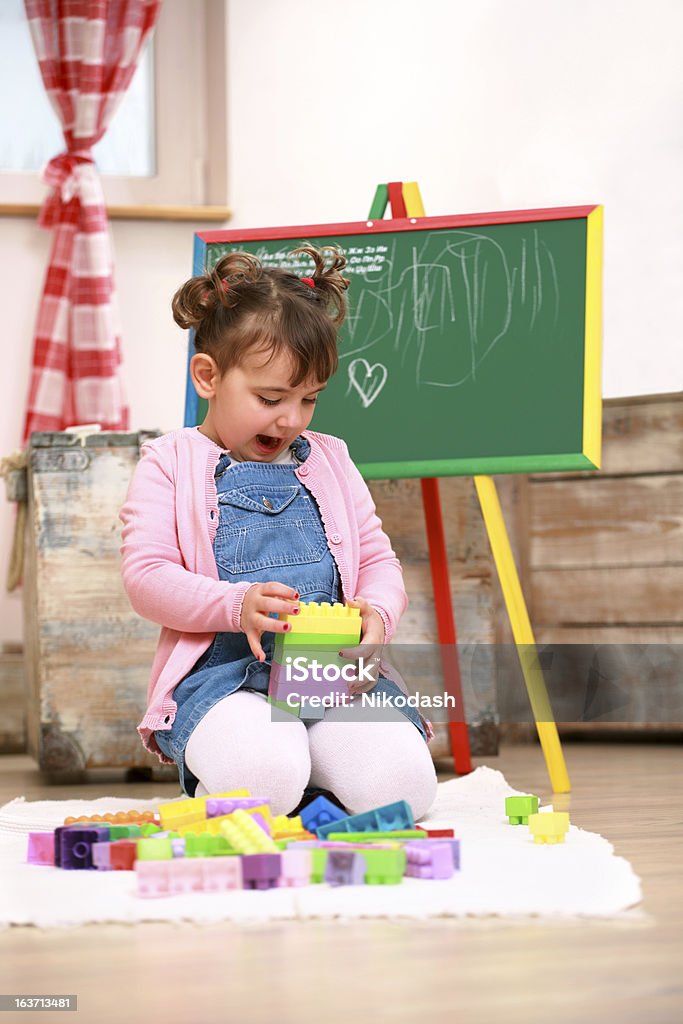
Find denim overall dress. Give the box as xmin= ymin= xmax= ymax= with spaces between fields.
xmin=154 ymin=436 xmax=426 ymax=796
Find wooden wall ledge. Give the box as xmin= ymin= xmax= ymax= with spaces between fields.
xmin=0 ymin=204 xmax=232 ymax=222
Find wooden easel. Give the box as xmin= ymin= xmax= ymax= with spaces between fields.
xmin=371 ymin=181 xmax=571 ymax=793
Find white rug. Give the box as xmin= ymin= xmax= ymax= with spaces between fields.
xmin=0 ymin=767 xmax=641 ymax=928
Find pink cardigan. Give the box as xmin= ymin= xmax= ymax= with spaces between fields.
xmin=119 ymin=427 xmax=409 ymax=761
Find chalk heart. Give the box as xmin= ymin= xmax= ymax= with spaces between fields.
xmin=348 ymin=359 xmax=388 ymax=408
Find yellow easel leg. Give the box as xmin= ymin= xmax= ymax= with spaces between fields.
xmin=474 ymin=475 xmax=571 ymax=793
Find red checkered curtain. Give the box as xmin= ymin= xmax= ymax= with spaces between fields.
xmin=22 ymin=0 xmax=162 ymax=442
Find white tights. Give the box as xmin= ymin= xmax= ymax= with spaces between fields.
xmin=184 ymin=690 xmax=438 ymax=820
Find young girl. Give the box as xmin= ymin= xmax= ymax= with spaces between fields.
xmin=119 ymin=245 xmax=438 ymax=820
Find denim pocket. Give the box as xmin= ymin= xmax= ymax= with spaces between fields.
xmin=215 ymin=484 xmax=327 ymax=575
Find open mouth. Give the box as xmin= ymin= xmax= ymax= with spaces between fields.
xmin=255 ymin=434 xmax=282 ymax=452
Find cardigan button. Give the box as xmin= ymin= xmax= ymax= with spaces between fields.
xmin=298 ymin=465 xmax=309 ymax=476
xmin=330 ymin=532 xmax=342 ymax=544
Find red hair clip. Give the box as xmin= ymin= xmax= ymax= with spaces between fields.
xmin=301 ymin=277 xmax=315 ymax=288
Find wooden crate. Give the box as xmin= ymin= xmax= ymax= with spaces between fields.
xmin=22 ymin=431 xmax=176 ymax=776
xmin=496 ymin=393 xmax=683 ymax=735
xmin=0 ymin=643 xmax=26 ymax=753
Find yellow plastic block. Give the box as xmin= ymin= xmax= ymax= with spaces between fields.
xmin=528 ymin=811 xmax=570 ymax=844
xmin=158 ymin=790 xmax=250 ymax=831
xmin=219 ymin=809 xmax=280 ymax=854
xmin=175 ymin=804 xmax=272 ymax=837
xmin=271 ymin=814 xmax=302 ymax=834
xmin=278 ymin=601 xmax=362 ymax=635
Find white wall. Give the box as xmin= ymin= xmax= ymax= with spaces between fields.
xmin=0 ymin=0 xmax=681 ymax=641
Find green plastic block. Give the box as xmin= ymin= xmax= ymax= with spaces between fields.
xmin=136 ymin=837 xmax=173 ymax=860
xmin=355 ymin=847 xmax=406 ymax=884
xmin=108 ymin=824 xmax=143 ymax=840
xmin=267 ymin=695 xmax=301 ymax=717
xmin=139 ymin=823 xmax=162 ymax=837
xmin=273 ymin=633 xmax=361 ymax=651
xmin=310 ymin=848 xmax=328 ymax=884
xmin=184 ymin=833 xmax=235 ymax=857
xmin=505 ymin=794 xmax=539 ymax=824
xmin=328 ymin=830 xmax=425 ymax=843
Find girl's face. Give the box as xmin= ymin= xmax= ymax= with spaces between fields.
xmin=198 ymin=346 xmax=327 ymax=461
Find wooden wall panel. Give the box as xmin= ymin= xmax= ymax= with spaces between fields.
xmin=498 ymin=392 xmax=683 ymax=735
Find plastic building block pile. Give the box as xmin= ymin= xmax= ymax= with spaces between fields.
xmin=25 ymin=786 xmax=571 ymax=898
xmin=26 ymin=790 xmax=462 ymax=897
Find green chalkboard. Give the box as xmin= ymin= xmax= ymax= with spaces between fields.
xmin=189 ymin=207 xmax=602 ymax=478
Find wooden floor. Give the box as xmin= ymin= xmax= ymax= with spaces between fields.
xmin=1 ymin=741 xmax=681 ymax=1024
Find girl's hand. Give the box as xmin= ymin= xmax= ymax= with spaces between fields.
xmin=240 ymin=582 xmax=300 ymax=661
xmin=339 ymin=595 xmax=386 ymax=694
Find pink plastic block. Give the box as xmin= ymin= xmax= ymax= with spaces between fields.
xmin=405 ymin=842 xmax=454 ymax=879
xmin=27 ymin=832 xmax=55 ymax=866
xmin=279 ymin=849 xmax=312 ymax=887
xmin=199 ymin=857 xmax=242 ymax=891
xmin=169 ymin=858 xmax=204 ymax=894
xmin=136 ymin=860 xmax=171 ymax=898
xmin=91 ymin=843 xmax=112 ymax=870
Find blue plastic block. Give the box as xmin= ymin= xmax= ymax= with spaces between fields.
xmin=300 ymin=795 xmax=346 ymax=834
xmin=316 ymin=800 xmax=414 ymax=839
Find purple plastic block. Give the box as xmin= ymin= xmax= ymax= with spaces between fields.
xmin=279 ymin=849 xmax=312 ymax=887
xmin=405 ymin=842 xmax=454 ymax=880
xmin=27 ymin=832 xmax=55 ymax=866
xmin=53 ymin=826 xmax=68 ymax=867
xmin=412 ymin=837 xmax=460 ymax=870
xmin=199 ymin=857 xmax=242 ymax=891
xmin=91 ymin=842 xmax=112 ymax=870
xmin=61 ymin=827 xmax=110 ymax=870
xmin=324 ymin=850 xmax=366 ymax=886
xmin=206 ymin=797 xmax=266 ymax=818
xmin=136 ymin=860 xmax=170 ymax=898
xmin=241 ymin=853 xmax=281 ymax=890
xmin=171 ymin=838 xmax=186 ymax=857
xmin=250 ymin=812 xmax=271 ymax=836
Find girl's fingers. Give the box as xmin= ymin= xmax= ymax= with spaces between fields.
xmin=246 ymin=630 xmax=265 ymax=662
xmin=259 ymin=596 xmax=300 ymax=616
xmin=262 ymin=584 xmax=299 ymax=601
xmin=257 ymin=614 xmax=292 ymax=634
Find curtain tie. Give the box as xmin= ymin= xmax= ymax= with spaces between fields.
xmin=39 ymin=150 xmax=95 ymax=228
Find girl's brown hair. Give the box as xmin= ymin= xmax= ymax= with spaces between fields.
xmin=172 ymin=245 xmax=349 ymax=385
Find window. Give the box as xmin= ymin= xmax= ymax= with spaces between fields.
xmin=0 ymin=0 xmax=229 ymax=220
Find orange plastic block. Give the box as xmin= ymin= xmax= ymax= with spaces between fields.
xmin=63 ymin=810 xmax=158 ymax=826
